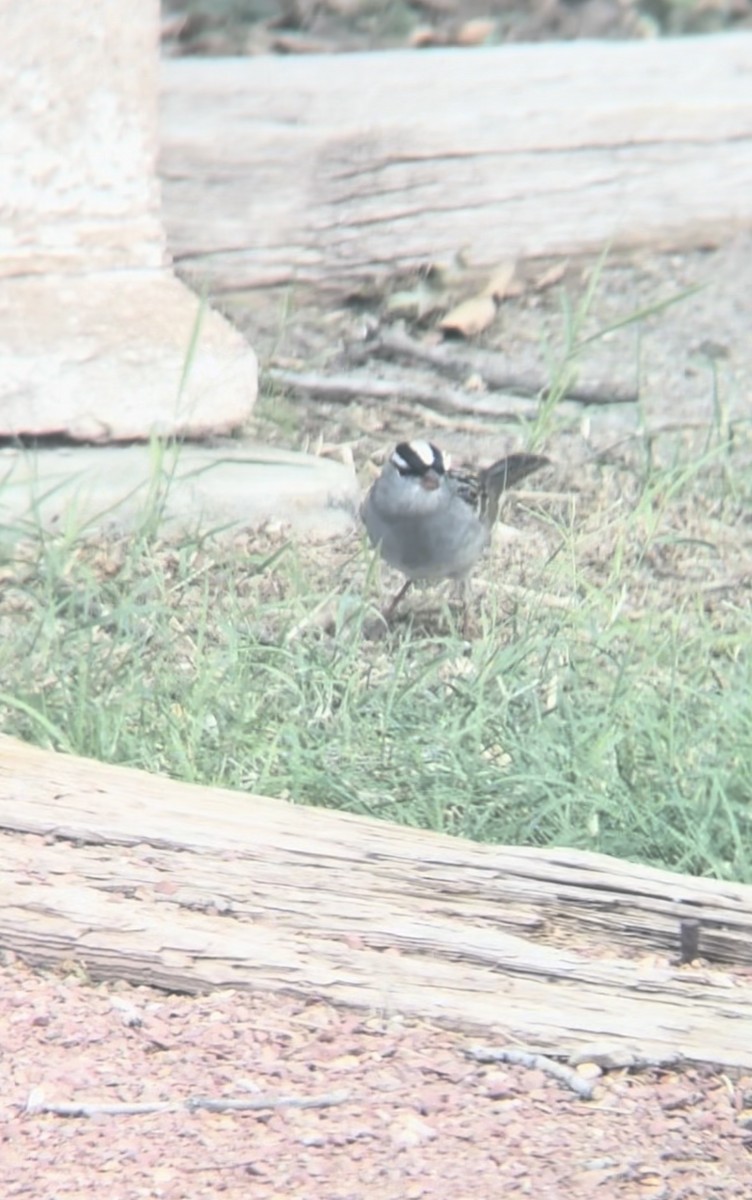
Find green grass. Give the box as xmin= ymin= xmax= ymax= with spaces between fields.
xmin=2 ymin=265 xmax=751 ymax=884
xmin=1 ymin=423 xmax=750 ymax=883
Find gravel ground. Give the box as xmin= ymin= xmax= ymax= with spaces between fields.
xmin=4 ymin=956 xmax=752 ymax=1199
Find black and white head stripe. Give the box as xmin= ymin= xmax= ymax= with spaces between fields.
xmin=390 ymin=440 xmax=446 ymax=477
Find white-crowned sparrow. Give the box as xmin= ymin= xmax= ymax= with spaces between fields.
xmin=361 ymin=439 xmax=548 ymax=616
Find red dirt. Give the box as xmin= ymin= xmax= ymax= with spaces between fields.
xmin=4 ymin=956 xmax=751 ymax=1199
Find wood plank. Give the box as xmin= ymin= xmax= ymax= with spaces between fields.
xmin=158 ymin=35 xmax=752 ymax=295
xmin=2 ymin=735 xmax=752 ymax=1066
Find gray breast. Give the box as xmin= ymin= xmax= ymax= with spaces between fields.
xmin=362 ymin=478 xmax=488 ymax=581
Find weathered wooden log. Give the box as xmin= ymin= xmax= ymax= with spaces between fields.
xmin=2 ymin=735 xmax=752 ymax=1067
xmin=158 ymin=35 xmax=752 ymax=296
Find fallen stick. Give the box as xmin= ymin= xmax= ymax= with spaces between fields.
xmin=23 ymin=1088 xmax=351 ymax=1119
xmin=367 ymin=327 xmax=638 ymax=406
xmin=466 ymin=1046 xmax=595 ymax=1100
xmin=266 ymin=367 xmax=582 ymax=422
xmin=497 ymin=583 xmax=579 ymax=612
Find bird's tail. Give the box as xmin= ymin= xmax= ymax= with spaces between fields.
xmin=481 ymin=453 xmax=549 ymax=524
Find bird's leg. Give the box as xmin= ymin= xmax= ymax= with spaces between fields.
xmin=460 ymin=578 xmax=472 ymax=637
xmin=451 ymin=576 xmax=473 ymax=637
xmin=383 ymin=578 xmax=413 ymax=620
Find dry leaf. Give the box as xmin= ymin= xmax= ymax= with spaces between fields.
xmin=439 ymin=294 xmax=497 ymax=338
xmin=408 ymin=26 xmax=447 ymax=48
xmin=271 ymin=34 xmax=331 ymax=54
xmin=574 ymin=1061 xmax=603 ymax=1081
xmin=454 ymin=18 xmax=495 ymax=45
xmin=534 ymin=262 xmax=567 ymax=291
xmin=464 ymin=371 xmax=485 ymax=392
xmin=482 ymin=260 xmax=518 ymax=300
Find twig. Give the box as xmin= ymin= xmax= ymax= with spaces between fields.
xmin=497 ymin=583 xmax=579 ymax=612
xmin=23 ymin=1088 xmax=351 ymax=1119
xmin=182 ymin=1160 xmax=266 ymax=1176
xmin=267 ymin=367 xmax=582 ymax=422
xmin=567 ymin=1047 xmax=685 ymax=1072
xmin=390 ymin=400 xmax=504 ymax=434
xmin=365 ymin=327 xmax=638 ymax=406
xmin=187 ymin=1090 xmax=350 ymax=1113
xmin=466 ymin=1046 xmax=595 ymax=1100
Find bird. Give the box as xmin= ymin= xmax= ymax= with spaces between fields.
xmin=361 ymin=439 xmax=549 ymax=619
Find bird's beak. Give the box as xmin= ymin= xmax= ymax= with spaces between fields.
xmin=420 ymin=470 xmax=441 ymax=491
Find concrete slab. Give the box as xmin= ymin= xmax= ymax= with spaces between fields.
xmin=0 ymin=442 xmax=359 ymax=541
xmin=1 ymin=0 xmax=258 ymax=442
xmin=0 ymin=273 xmax=258 ymax=442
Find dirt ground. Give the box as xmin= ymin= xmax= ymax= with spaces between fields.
xmin=4 ymin=954 xmax=752 ymax=1199
xmin=241 ymin=239 xmax=752 ymax=466
xmin=162 ymin=0 xmax=752 ymax=57
xmin=162 ymin=2 xmax=752 ymax=519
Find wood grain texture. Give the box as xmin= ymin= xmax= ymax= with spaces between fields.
xmin=158 ymin=35 xmax=752 ymax=295
xmin=2 ymin=735 xmax=752 ymax=1066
